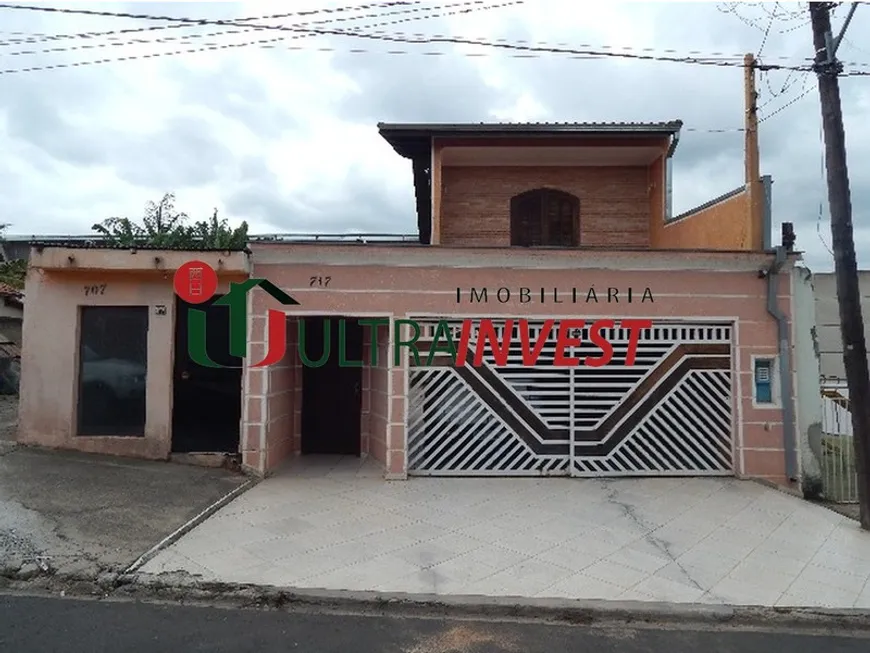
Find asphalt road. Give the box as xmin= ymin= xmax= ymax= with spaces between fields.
xmin=2 ymin=593 xmax=870 ymax=653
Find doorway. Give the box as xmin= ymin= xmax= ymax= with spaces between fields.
xmin=301 ymin=316 xmax=363 ymax=456
xmin=172 ymin=295 xmax=242 ymax=453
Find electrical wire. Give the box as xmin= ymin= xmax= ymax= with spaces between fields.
xmin=0 ymin=1 xmax=427 ymax=46
xmin=0 ymin=1 xmax=522 ymax=75
xmin=0 ymin=2 xmax=841 ymax=66
xmin=4 ymin=0 xmax=870 ymax=75
xmin=1 ymin=1 xmax=867 ymax=84
xmin=816 ymin=119 xmax=835 ymax=258
xmin=0 ymin=1 xmax=824 ymax=72
xmin=758 ymin=69 xmax=812 ymax=111
xmin=757 ymin=8 xmax=775 ymax=57
xmin=0 ymin=0 xmax=492 ymax=57
xmin=759 ymin=83 xmax=817 ymax=122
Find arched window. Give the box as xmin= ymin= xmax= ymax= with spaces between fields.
xmin=510 ymin=188 xmax=580 ymax=247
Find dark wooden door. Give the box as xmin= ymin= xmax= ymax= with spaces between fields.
xmin=301 ymin=317 xmax=363 ymax=455
xmin=172 ymin=295 xmax=242 ymax=453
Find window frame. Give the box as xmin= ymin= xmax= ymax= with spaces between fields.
xmin=76 ymin=305 xmax=150 ymax=437
xmin=509 ymin=188 xmax=580 ymax=248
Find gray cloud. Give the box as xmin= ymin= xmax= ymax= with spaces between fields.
xmin=1 ymin=1 xmax=868 ymax=273
xmin=330 ymin=46 xmax=513 ymax=123
xmin=225 ymin=158 xmax=416 ymax=234
xmin=170 ymin=58 xmax=297 ymax=137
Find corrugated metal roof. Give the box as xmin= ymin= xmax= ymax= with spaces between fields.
xmin=378 ymin=121 xmax=683 ymax=159
xmin=28 ymin=240 xmax=249 ymax=253
xmin=250 ymin=233 xmax=420 ymax=244
xmin=377 ymin=121 xmax=683 ymax=134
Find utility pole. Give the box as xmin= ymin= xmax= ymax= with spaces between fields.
xmin=743 ymin=53 xmax=764 ymax=250
xmin=810 ymin=1 xmax=870 ymax=529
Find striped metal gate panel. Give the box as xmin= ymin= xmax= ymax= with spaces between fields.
xmin=406 ymin=318 xmax=734 ymax=477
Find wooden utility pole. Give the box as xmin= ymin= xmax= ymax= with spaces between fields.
xmin=810 ymin=1 xmax=870 ymax=529
xmin=743 ymin=53 xmax=764 ymax=250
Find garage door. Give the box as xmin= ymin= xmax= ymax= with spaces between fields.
xmin=406 ymin=318 xmax=734 ymax=477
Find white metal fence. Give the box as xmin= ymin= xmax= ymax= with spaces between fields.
xmin=819 ymin=378 xmax=858 ymax=503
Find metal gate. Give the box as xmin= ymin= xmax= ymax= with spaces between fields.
xmin=819 ymin=380 xmax=858 ymax=503
xmin=406 ymin=318 xmax=734 ymax=477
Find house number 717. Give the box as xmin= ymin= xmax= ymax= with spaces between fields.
xmin=84 ymin=284 xmax=107 ymax=296
xmin=309 ymin=276 xmax=331 ymax=288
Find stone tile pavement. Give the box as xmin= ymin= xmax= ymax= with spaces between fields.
xmin=140 ymin=456 xmax=870 ymax=608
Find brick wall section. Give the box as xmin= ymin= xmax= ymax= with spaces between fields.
xmin=439 ymin=166 xmax=651 ymax=248
xmin=264 ymin=319 xmax=299 ymax=472
xmin=242 ymin=315 xmax=302 ymax=475
xmin=651 ymin=190 xmax=751 ymax=250
xmin=360 ymin=327 xmax=372 ymax=456
xmin=291 ymin=320 xmax=303 ymax=456
xmin=368 ymin=324 xmax=390 ymax=468
xmin=387 ymin=323 xmax=407 ymax=478
xmin=241 ymin=314 xmax=266 ymax=474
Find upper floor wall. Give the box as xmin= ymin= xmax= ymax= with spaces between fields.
xmin=439 ymin=161 xmax=654 ymax=248
xmin=651 ymin=177 xmax=771 ymax=251
xmin=379 ymin=122 xmax=770 ymax=252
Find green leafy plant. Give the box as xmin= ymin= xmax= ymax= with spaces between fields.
xmin=186 ymin=208 xmax=249 ymax=250
xmin=0 ymin=223 xmax=26 ymax=290
xmin=0 ymin=259 xmax=27 ymax=290
xmin=91 ymin=193 xmax=248 ymax=250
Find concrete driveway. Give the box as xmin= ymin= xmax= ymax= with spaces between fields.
xmin=139 ymin=456 xmax=870 ymax=609
xmin=0 ymin=446 xmax=249 ymax=578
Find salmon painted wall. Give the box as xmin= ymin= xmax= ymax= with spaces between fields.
xmin=651 ymin=191 xmax=751 ymax=250
xmin=19 ymin=251 xmax=249 ymax=460
xmin=249 ymin=245 xmax=796 ymax=485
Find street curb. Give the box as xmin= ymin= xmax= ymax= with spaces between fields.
xmin=101 ymin=575 xmax=870 ymax=631
xmin=122 ymin=476 xmax=259 ymax=574
xmin=5 ymin=570 xmax=870 ymax=631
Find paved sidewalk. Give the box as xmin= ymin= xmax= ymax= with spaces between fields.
xmin=141 ymin=456 xmax=870 ymax=608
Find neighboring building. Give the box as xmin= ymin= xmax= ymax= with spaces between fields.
xmin=0 ymin=282 xmax=23 ymax=346
xmin=813 ymin=271 xmax=870 ymax=380
xmin=18 ymin=121 xmax=811 ymax=490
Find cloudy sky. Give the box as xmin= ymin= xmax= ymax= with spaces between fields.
xmin=1 ymin=0 xmax=868 ymax=271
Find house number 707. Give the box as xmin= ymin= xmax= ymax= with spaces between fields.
xmin=84 ymin=284 xmax=107 ymax=296
xmin=309 ymin=276 xmax=331 ymax=288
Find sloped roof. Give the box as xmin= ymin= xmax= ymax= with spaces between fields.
xmin=378 ymin=121 xmax=684 ymax=158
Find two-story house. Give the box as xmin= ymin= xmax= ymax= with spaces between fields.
xmin=244 ymin=121 xmax=800 ymax=488
xmin=18 ymin=120 xmax=805 ymax=491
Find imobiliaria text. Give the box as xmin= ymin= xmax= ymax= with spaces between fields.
xmin=172 ymin=260 xmax=651 ymax=370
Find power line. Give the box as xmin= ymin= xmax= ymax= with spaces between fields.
xmin=0 ymin=1 xmax=426 ymax=45
xmin=0 ymin=1 xmax=522 ymax=76
xmin=0 ymin=0 xmax=489 ymax=57
xmin=0 ymin=1 xmax=819 ymax=72
xmin=6 ymin=26 xmax=869 ymax=79
xmin=0 ymin=1 xmax=845 ymax=66
xmin=14 ymin=15 xmax=870 ymax=72
xmin=758 ymin=82 xmax=817 ymax=121
xmin=2 ymin=1 xmax=867 ymax=82
xmin=817 ymin=117 xmax=835 ymax=259
xmin=5 ymin=0 xmax=870 ymax=74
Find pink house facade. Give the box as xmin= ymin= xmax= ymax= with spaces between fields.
xmin=17 ymin=121 xmax=809 ymax=490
